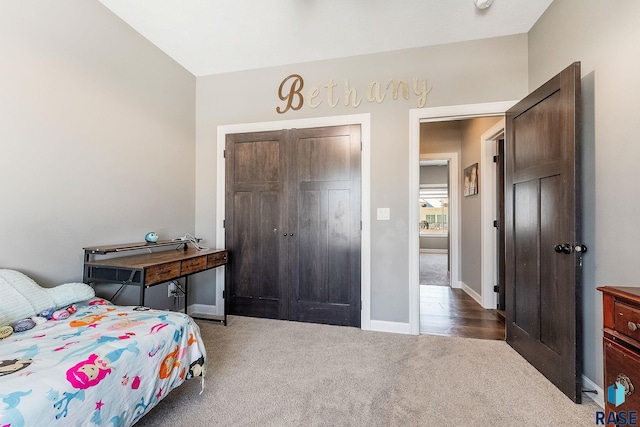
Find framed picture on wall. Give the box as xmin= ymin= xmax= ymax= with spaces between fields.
xmin=464 ymin=163 xmax=478 ymax=197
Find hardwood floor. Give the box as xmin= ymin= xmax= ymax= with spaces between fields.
xmin=420 ymin=285 xmax=505 ymax=340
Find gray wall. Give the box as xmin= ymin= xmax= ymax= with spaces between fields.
xmin=420 ymin=165 xmax=448 ymax=185
xmin=195 ymin=36 xmax=528 ymax=322
xmin=530 ymin=0 xmax=640 ymax=389
xmin=420 ymin=236 xmax=448 ymax=251
xmin=0 ymin=1 xmax=196 ymax=308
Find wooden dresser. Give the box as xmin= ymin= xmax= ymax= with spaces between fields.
xmin=598 ymin=286 xmax=640 ymax=413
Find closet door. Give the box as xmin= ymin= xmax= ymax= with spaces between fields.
xmin=288 ymin=125 xmax=362 ymax=327
xmin=225 ymin=130 xmax=289 ymax=319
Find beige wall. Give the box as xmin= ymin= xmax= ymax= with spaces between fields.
xmin=529 ymin=0 xmax=640 ymax=389
xmin=420 ymin=121 xmax=462 ymax=155
xmin=0 ymin=1 xmax=196 ymax=308
xmin=195 ymin=37 xmax=528 ymax=322
xmin=460 ymin=117 xmax=501 ymax=295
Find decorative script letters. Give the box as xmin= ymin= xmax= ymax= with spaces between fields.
xmin=276 ymin=74 xmax=432 ymax=114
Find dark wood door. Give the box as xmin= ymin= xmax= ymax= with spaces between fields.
xmin=288 ymin=126 xmax=362 ymax=327
xmin=505 ymin=62 xmax=582 ymax=402
xmin=225 ymin=130 xmax=289 ymax=319
xmin=225 ymin=125 xmax=361 ymax=327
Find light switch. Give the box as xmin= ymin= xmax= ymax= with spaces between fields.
xmin=377 ymin=207 xmax=390 ymax=221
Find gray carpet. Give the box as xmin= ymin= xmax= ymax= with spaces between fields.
xmin=420 ymin=252 xmax=449 ymax=286
xmin=136 ymin=316 xmax=599 ymax=427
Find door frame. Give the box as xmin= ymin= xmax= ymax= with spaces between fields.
xmin=480 ymin=119 xmax=505 ymax=309
xmin=216 ymin=114 xmax=372 ymax=330
xmin=419 ymin=152 xmax=460 ymax=291
xmin=409 ymin=102 xmax=516 ymax=335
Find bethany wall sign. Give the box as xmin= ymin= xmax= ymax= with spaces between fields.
xmin=276 ymin=73 xmax=432 ymax=114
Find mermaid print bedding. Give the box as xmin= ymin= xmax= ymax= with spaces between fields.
xmin=0 ymin=298 xmax=206 ymax=426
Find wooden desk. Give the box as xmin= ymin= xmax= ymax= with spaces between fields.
xmin=83 ymin=241 xmax=228 ymax=324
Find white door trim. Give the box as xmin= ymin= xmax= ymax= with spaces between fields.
xmin=409 ymin=101 xmax=516 ymax=336
xmin=480 ymin=119 xmax=505 ymax=309
xmin=216 ymin=114 xmax=372 ymax=330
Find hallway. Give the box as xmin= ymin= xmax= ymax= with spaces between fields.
xmin=420 ymin=285 xmax=505 ymax=340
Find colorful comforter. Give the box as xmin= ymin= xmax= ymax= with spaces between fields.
xmin=0 ymin=298 xmax=206 ymax=427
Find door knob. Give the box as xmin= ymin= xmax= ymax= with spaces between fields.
xmin=554 ymin=243 xmax=573 ymax=254
xmin=574 ymin=244 xmax=588 ymax=253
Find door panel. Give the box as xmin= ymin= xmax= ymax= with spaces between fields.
xmin=540 ymin=175 xmax=563 ymax=354
xmin=513 ymin=180 xmax=539 ymax=337
xmin=226 ymin=130 xmax=289 ymax=320
xmin=505 ymin=62 xmax=582 ymax=402
xmin=289 ymin=125 xmax=361 ymax=327
xmin=259 ymin=191 xmax=281 ymax=299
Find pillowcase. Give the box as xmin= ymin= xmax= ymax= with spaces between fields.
xmin=0 ymin=269 xmax=95 ymax=325
xmin=46 ymin=282 xmax=95 ymax=309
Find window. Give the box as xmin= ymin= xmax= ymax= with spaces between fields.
xmin=419 ymin=186 xmax=448 ymax=234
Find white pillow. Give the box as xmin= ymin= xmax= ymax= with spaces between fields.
xmin=0 ymin=269 xmax=95 ymax=325
xmin=46 ymin=282 xmax=95 ymax=309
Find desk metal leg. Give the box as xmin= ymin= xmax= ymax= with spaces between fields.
xmin=183 ymin=276 xmax=189 ymax=315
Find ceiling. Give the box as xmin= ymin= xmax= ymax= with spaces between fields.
xmin=97 ymin=0 xmax=554 ymax=77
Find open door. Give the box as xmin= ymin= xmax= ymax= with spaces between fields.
xmin=505 ymin=62 xmax=583 ymax=402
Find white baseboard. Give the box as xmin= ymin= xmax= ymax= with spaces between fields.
xmin=582 ymin=374 xmax=604 ymax=408
xmin=369 ymin=320 xmax=412 ymax=335
xmin=419 ymin=249 xmax=448 ymax=254
xmin=451 ymin=280 xmax=462 ymax=289
xmin=187 ymin=303 xmax=217 ymax=316
xmin=460 ymin=281 xmax=483 ymax=306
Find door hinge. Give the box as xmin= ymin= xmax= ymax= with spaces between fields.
xmin=223 ymin=219 xmax=226 ymax=228
xmin=360 ymin=220 xmax=362 ymax=230
xmin=223 ymin=149 xmax=226 ymax=158
xmin=493 ymin=155 xmax=499 ymax=163
xmin=493 ymin=220 xmax=499 ymax=228
xmin=222 ymin=290 xmax=226 ymax=299
xmin=493 ymin=285 xmax=499 ymax=293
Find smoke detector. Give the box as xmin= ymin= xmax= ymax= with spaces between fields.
xmin=474 ymin=0 xmax=494 ymax=9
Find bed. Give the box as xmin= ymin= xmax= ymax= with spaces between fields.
xmin=0 ymin=269 xmax=206 ymax=427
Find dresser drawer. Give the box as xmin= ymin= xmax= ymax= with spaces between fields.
xmin=145 ymin=261 xmax=180 ymax=285
xmin=614 ymin=301 xmax=640 ymax=341
xmin=181 ymin=256 xmax=207 ymax=275
xmin=207 ymin=251 xmax=227 ymax=268
xmin=604 ymin=338 xmax=640 ymax=412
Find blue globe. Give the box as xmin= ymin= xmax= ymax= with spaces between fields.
xmin=145 ymin=232 xmax=159 ymax=243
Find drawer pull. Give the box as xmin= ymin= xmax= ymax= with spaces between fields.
xmin=617 ymin=373 xmax=635 ymax=396
xmin=628 ymin=321 xmax=639 ymax=332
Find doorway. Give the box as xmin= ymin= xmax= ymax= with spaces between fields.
xmin=408 ymin=101 xmax=516 ymax=337
xmin=419 ymin=159 xmax=450 ymax=288
xmin=418 ymin=120 xmax=504 ymax=339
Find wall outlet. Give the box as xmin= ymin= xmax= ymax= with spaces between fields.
xmin=168 ymin=282 xmax=177 ymax=297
